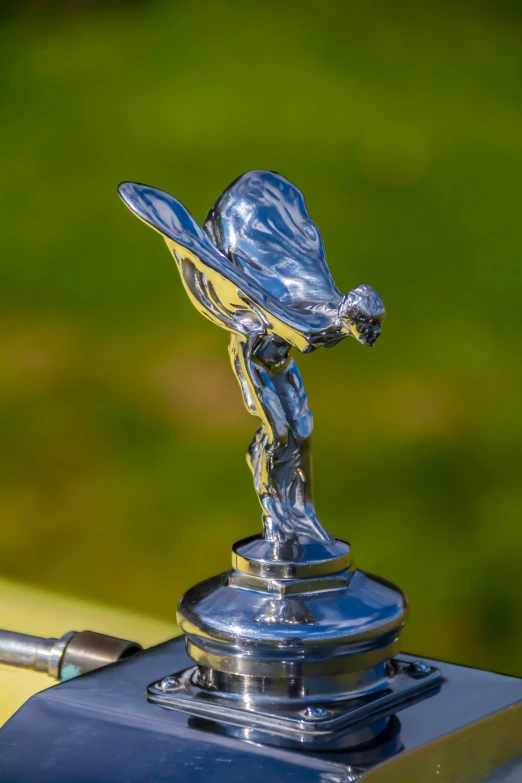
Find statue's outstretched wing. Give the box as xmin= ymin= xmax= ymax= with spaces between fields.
xmin=118 ymin=182 xmax=228 ymax=272
xmin=118 ymin=180 xmax=338 ymax=340
xmin=204 ymin=171 xmax=342 ymax=311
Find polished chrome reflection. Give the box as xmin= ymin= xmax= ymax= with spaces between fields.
xmin=119 ymin=172 xmax=419 ymax=749
xmin=147 ymin=659 xmax=438 ymax=751
xmin=119 ymin=171 xmax=384 ymax=546
xmin=120 ymin=171 xmax=417 ymax=747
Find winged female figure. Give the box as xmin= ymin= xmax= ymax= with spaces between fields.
xmin=119 ymin=171 xmax=384 ymax=546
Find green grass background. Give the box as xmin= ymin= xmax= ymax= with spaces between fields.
xmin=1 ymin=0 xmax=522 ymax=674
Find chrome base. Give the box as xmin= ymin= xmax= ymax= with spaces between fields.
xmin=172 ymin=534 xmax=412 ymax=738
xmin=147 ymin=658 xmax=441 ymax=750
xmin=232 ymin=534 xmax=352 ymax=578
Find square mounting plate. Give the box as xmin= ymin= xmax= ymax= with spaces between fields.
xmin=147 ymin=658 xmax=442 ymax=749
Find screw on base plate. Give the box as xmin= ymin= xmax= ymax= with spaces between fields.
xmin=407 ymin=661 xmax=431 ymax=678
xmin=300 ymin=705 xmax=331 ymax=720
xmin=159 ymin=676 xmax=181 ymax=692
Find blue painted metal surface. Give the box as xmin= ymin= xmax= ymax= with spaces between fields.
xmin=1 ymin=637 xmax=522 ymax=782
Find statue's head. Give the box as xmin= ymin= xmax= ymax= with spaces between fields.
xmin=338 ymin=285 xmax=385 ymax=346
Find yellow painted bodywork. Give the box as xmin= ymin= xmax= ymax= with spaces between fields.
xmin=0 ymin=578 xmax=177 ymax=725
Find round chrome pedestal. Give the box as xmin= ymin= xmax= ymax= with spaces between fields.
xmin=147 ymin=535 xmax=440 ymax=750
xmin=178 ymin=535 xmax=408 ymax=705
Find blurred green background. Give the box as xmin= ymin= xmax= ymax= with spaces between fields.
xmin=1 ymin=0 xmax=521 ymax=675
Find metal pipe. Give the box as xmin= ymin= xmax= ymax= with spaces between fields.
xmin=0 ymin=630 xmax=74 ymax=677
xmin=0 ymin=631 xmax=52 ymax=669
xmin=0 ymin=629 xmax=141 ymax=680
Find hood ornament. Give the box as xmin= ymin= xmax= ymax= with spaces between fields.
xmin=119 ymin=171 xmax=440 ymax=750
xmin=119 ymin=171 xmax=384 ymax=550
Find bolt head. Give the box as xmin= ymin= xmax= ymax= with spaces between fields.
xmin=300 ymin=705 xmax=331 ymax=721
xmin=408 ymin=661 xmax=431 ymax=677
xmin=159 ymin=676 xmax=181 ymax=692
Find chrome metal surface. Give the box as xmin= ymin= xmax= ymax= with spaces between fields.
xmin=232 ymin=534 xmax=352 ymax=578
xmin=0 ymin=629 xmax=75 ymax=677
xmin=189 ymin=662 xmax=393 ymax=701
xmin=301 ymin=705 xmax=331 ymax=720
xmin=159 ymin=676 xmax=181 ymax=693
xmin=119 ymin=172 xmax=412 ymax=747
xmin=178 ymin=569 xmax=407 ymax=680
xmin=147 ymin=658 xmax=441 ymax=750
xmin=0 ymin=628 xmax=141 ymax=680
xmin=228 ymin=567 xmax=352 ymax=595
xmin=119 ymin=171 xmax=384 ymax=545
xmin=407 ymin=661 xmax=432 ymax=678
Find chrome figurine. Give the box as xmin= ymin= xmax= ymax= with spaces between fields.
xmin=118 ymin=173 xmax=425 ymax=751
xmin=119 ymin=171 xmax=384 ymax=546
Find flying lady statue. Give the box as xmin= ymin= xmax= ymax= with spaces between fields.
xmin=119 ymin=171 xmax=384 ymax=555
